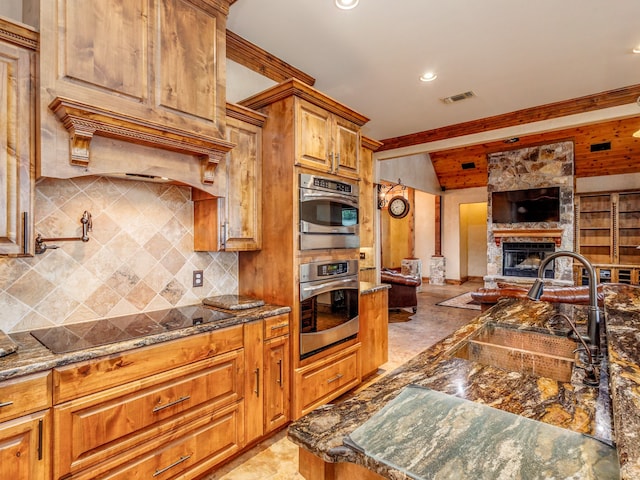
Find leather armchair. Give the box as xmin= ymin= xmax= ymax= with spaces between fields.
xmin=381 ymin=268 xmax=422 ymax=313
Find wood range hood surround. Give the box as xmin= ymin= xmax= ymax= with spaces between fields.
xmin=49 ymin=97 xmax=235 ymax=186
xmin=33 ymin=0 xmax=234 ymax=194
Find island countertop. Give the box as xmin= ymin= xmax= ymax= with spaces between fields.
xmin=288 ymin=284 xmax=640 ymax=479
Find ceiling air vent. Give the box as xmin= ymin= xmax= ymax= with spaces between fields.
xmin=461 ymin=162 xmax=476 ymax=170
xmin=441 ymin=91 xmax=476 ymax=104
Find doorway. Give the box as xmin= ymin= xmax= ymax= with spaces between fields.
xmin=459 ymin=202 xmax=487 ymax=280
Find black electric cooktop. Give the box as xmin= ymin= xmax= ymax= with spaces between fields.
xmin=30 ymin=305 xmax=235 ymax=354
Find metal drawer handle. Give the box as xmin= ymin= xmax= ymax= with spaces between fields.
xmin=270 ymin=323 xmax=289 ymax=331
xmin=0 ymin=401 xmax=13 ymax=408
xmin=277 ymin=359 xmax=283 ymax=386
xmin=254 ymin=368 xmax=260 ymax=397
xmin=327 ymin=373 xmax=343 ymax=384
xmin=153 ymin=454 xmax=191 ymax=477
xmin=152 ymin=395 xmax=190 ymax=413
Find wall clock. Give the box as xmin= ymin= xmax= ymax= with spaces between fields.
xmin=388 ymin=195 xmax=410 ymax=219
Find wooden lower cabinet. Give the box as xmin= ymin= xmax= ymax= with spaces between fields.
xmin=70 ymin=402 xmax=243 ymax=480
xmin=244 ymin=314 xmax=291 ymax=445
xmin=53 ymin=350 xmax=244 ymax=479
xmin=0 ymin=410 xmax=50 ymax=480
xmin=0 ymin=371 xmax=52 ymax=479
xmin=52 ymin=331 xmax=246 ymax=480
xmin=293 ymin=343 xmax=361 ymax=419
xmin=360 ymin=289 xmax=389 ymax=378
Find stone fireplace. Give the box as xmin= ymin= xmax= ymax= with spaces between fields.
xmin=485 ymin=141 xmax=574 ymax=287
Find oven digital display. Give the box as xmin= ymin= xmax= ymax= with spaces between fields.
xmin=317 ymin=262 xmax=348 ymax=276
xmin=313 ymin=177 xmax=352 ymax=194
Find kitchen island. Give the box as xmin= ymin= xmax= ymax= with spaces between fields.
xmin=288 ymin=284 xmax=640 ymax=479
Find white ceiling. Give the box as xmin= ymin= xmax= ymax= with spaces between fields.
xmin=227 ymin=0 xmax=640 ymax=141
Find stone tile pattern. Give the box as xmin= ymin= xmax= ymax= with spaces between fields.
xmin=486 ymin=141 xmax=574 ymax=282
xmin=0 ymin=177 xmax=238 ymax=333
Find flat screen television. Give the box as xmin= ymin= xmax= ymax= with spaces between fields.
xmin=491 ymin=187 xmax=560 ymax=223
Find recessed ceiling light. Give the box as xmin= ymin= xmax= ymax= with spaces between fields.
xmin=633 ymin=46 xmax=640 ymax=54
xmin=335 ymin=0 xmax=359 ymax=10
xmin=419 ymin=72 xmax=437 ymax=82
xmin=633 ymin=129 xmax=640 ymax=138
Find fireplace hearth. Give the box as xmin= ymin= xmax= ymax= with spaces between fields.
xmin=502 ymin=242 xmax=555 ymax=278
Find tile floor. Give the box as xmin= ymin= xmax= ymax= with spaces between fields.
xmin=204 ymin=280 xmax=483 ymax=480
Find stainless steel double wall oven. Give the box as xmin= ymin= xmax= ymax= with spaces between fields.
xmin=298 ymin=174 xmax=360 ymax=359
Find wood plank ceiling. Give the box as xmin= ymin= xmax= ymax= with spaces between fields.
xmin=428 ymin=116 xmax=640 ymax=190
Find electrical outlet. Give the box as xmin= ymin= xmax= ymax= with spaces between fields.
xmin=193 ymin=270 xmax=204 ymax=288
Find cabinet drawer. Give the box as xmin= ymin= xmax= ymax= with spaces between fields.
xmin=71 ymin=401 xmax=244 ymax=480
xmin=294 ymin=344 xmax=361 ymax=418
xmin=264 ymin=313 xmax=290 ymax=340
xmin=54 ymin=349 xmax=243 ymax=478
xmin=54 ymin=324 xmax=243 ymax=403
xmin=0 ymin=371 xmax=51 ymax=423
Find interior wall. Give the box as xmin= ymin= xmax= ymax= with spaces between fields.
xmin=378 ymin=153 xmax=441 ymax=194
xmin=442 ymin=187 xmax=487 ymax=282
xmin=380 ymin=188 xmax=415 ymax=269
xmin=414 ymin=190 xmax=436 ymax=278
xmin=460 ymin=202 xmax=488 ymax=278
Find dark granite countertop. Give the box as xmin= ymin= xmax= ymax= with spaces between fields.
xmin=288 ymin=284 xmax=640 ymax=479
xmin=0 ymin=303 xmax=290 ymax=382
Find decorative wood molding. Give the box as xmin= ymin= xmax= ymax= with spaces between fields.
xmin=49 ymin=97 xmax=235 ymax=185
xmin=240 ymin=78 xmax=369 ymax=126
xmin=226 ymin=102 xmax=267 ymax=127
xmin=379 ymin=83 xmax=640 ymax=152
xmin=492 ymin=228 xmax=565 ymax=247
xmin=361 ymin=136 xmax=383 ymax=151
xmin=0 ymin=17 xmax=38 ymax=50
xmin=226 ymin=30 xmax=316 ymax=86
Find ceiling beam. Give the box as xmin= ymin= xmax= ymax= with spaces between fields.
xmin=226 ymin=30 xmax=316 ymax=86
xmin=378 ymin=84 xmax=640 ymax=151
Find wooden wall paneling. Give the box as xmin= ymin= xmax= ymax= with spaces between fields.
xmin=427 ymin=116 xmax=640 ymax=190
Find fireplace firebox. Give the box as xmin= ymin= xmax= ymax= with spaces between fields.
xmin=502 ymin=242 xmax=555 ymax=278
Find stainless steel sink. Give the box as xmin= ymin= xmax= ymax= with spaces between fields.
xmin=453 ymin=323 xmax=577 ymax=382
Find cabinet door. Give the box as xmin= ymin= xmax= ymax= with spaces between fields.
xmin=296 ymin=98 xmax=333 ymax=173
xmin=0 ymin=410 xmax=49 ymax=480
xmin=225 ymin=116 xmax=263 ymax=251
xmin=333 ymin=116 xmax=360 ymax=179
xmin=243 ymin=320 xmax=264 ymax=445
xmin=264 ymin=334 xmax=290 ymax=433
xmin=359 ymin=290 xmax=389 ymax=378
xmin=0 ymin=36 xmax=34 ymax=256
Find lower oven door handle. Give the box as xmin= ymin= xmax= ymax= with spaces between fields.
xmin=300 ymin=278 xmax=358 ymax=300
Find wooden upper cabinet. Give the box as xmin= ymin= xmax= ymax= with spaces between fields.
xmin=30 ymin=0 xmax=233 ymax=185
xmin=240 ymin=78 xmax=369 ymax=181
xmin=193 ymin=103 xmax=265 ymax=252
xmin=359 ymin=137 xmax=383 ymax=254
xmin=295 ymin=97 xmax=361 ymax=179
xmin=0 ymin=19 xmax=37 ymax=256
xmin=297 ymin=99 xmax=333 ymax=172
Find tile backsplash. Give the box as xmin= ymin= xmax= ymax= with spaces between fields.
xmin=0 ymin=176 xmax=238 ymax=333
